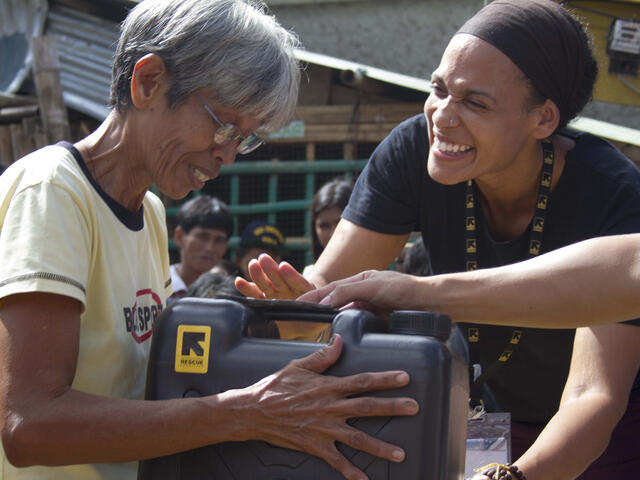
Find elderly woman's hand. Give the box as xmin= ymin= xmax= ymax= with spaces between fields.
xmin=222 ymin=334 xmax=419 ymax=480
xmin=235 ymin=253 xmax=315 ymax=300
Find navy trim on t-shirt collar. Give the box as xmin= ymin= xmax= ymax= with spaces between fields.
xmin=56 ymin=141 xmax=145 ymax=231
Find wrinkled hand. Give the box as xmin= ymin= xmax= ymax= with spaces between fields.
xmin=235 ymin=253 xmax=315 ymax=300
xmin=298 ymin=270 xmax=425 ymax=319
xmin=224 ymin=334 xmax=419 ymax=480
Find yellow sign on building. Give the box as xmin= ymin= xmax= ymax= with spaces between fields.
xmin=565 ymin=1 xmax=640 ymax=107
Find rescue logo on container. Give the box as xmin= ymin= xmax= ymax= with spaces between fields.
xmin=123 ymin=289 xmax=163 ymax=344
xmin=175 ymin=325 xmax=211 ymax=374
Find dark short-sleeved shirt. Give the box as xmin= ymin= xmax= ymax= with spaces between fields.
xmin=344 ymin=114 xmax=640 ymax=424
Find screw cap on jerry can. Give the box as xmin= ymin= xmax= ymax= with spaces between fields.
xmin=389 ymin=310 xmax=452 ymax=340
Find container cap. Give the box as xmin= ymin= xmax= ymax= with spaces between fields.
xmin=389 ymin=310 xmax=452 ymax=340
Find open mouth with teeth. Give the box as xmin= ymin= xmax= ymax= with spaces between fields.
xmin=433 ymin=138 xmax=473 ymax=154
xmin=191 ymin=166 xmax=212 ymax=183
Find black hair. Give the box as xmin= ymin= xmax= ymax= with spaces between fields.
xmin=212 ymin=258 xmax=240 ymax=277
xmin=176 ymin=195 xmax=233 ymax=237
xmin=185 ymin=272 xmax=241 ymax=298
xmin=185 ymin=271 xmax=279 ymax=339
xmin=398 ymin=238 xmax=431 ymax=277
xmin=311 ymin=178 xmax=353 ymax=261
xmin=456 ymin=0 xmax=599 ymax=131
xmin=563 ymin=13 xmax=598 ymax=128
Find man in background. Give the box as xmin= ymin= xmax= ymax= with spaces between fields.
xmin=170 ymin=195 xmax=233 ymax=300
xmin=234 ymin=219 xmax=285 ymax=280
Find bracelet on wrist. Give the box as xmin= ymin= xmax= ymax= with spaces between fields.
xmin=474 ymin=462 xmax=527 ymax=480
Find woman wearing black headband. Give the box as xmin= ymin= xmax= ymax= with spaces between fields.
xmin=239 ymin=1 xmax=640 ymax=478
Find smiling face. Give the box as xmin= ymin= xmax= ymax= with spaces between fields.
xmin=145 ymin=90 xmax=262 ymax=200
xmin=424 ymin=34 xmax=545 ymax=187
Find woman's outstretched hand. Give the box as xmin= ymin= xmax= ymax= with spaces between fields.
xmin=235 ymin=253 xmax=316 ymax=300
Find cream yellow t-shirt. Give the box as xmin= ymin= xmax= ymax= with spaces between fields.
xmin=0 ymin=144 xmax=172 ymax=480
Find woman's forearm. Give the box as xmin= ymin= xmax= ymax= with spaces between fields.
xmin=514 ymin=394 xmax=625 ymax=480
xmin=2 ymin=339 xmax=417 ymax=473
xmin=512 ymin=323 xmax=640 ymax=480
xmin=3 ymin=389 xmax=237 ymax=466
xmin=422 ymin=234 xmax=640 ymax=328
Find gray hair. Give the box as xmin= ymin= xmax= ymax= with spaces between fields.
xmin=110 ymin=0 xmax=300 ymax=130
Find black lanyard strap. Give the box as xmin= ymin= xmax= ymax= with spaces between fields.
xmin=465 ymin=139 xmax=554 ymax=390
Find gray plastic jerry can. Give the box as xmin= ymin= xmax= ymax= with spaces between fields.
xmin=138 ymin=296 xmax=469 ymax=480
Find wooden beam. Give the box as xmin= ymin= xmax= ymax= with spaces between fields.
xmin=0 ymin=93 xmax=38 ymax=108
xmin=343 ymin=142 xmax=354 ymax=160
xmin=267 ymin=122 xmax=400 ymax=144
xmin=293 ymin=103 xmax=423 ymax=125
xmin=305 ymin=142 xmax=316 ymax=161
xmin=34 ymin=122 xmax=49 ymax=149
xmin=9 ymin=124 xmax=29 ymax=160
xmin=21 ymin=117 xmax=38 ymax=156
xmin=31 ymin=36 xmax=71 ymax=143
xmin=0 ymin=126 xmax=14 ymax=168
xmin=0 ymin=105 xmax=39 ymax=123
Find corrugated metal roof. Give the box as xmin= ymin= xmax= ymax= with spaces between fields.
xmin=44 ymin=5 xmax=433 ymax=121
xmin=44 ymin=3 xmax=640 ymax=147
xmin=46 ymin=4 xmax=117 ymax=119
xmin=294 ymin=49 xmax=431 ymax=93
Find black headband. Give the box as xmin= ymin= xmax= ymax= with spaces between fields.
xmin=456 ymin=0 xmax=587 ymax=128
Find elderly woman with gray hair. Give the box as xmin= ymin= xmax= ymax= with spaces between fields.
xmin=0 ymin=1 xmax=417 ymax=479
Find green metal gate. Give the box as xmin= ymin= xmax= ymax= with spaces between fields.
xmin=166 ymin=158 xmax=368 ymax=270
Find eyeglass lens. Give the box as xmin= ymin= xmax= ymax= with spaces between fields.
xmin=214 ymin=126 xmax=263 ymax=154
xmin=237 ymin=134 xmax=263 ymax=154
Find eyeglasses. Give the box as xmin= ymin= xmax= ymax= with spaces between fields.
xmin=193 ymin=92 xmax=264 ymax=154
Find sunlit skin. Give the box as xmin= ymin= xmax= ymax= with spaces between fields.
xmin=235 ymin=34 xmax=567 ymax=300
xmin=174 ymin=226 xmax=229 ymax=287
xmin=315 ymin=206 xmax=343 ymax=249
xmin=73 ymin=53 xmax=261 ymax=212
xmin=143 ymin=93 xmax=257 ymax=201
xmin=426 ymin=34 xmax=542 ymax=186
xmin=425 ymin=34 xmax=567 ymax=240
xmin=238 ymin=248 xmax=282 ymax=280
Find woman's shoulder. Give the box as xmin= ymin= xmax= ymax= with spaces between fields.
xmin=0 ymin=144 xmax=89 ymax=197
xmin=563 ymin=129 xmax=640 ymax=183
xmin=370 ymin=113 xmax=428 ymax=168
xmin=143 ymin=191 xmax=168 ymax=229
xmin=388 ymin=113 xmax=428 ymax=145
xmin=143 ymin=190 xmax=166 ymax=214
xmin=565 ymin=130 xmax=636 ymax=166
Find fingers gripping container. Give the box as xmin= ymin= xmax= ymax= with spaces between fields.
xmin=138 ymin=297 xmax=469 ymax=480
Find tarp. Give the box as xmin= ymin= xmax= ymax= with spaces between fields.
xmin=0 ymin=0 xmax=48 ymax=93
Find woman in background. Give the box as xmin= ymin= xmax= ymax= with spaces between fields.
xmin=303 ymin=178 xmax=353 ymax=277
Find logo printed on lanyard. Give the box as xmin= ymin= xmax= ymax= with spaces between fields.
xmin=464 ymin=139 xmax=554 ymax=353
